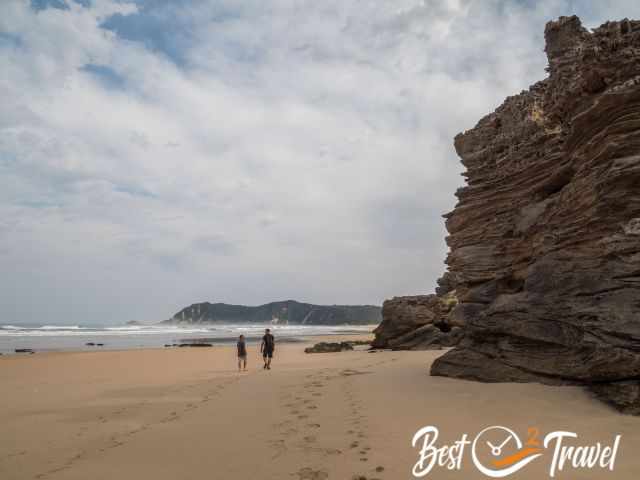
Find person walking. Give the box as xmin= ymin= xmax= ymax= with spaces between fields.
xmin=237 ymin=334 xmax=247 ymax=372
xmin=260 ymin=328 xmax=275 ymax=370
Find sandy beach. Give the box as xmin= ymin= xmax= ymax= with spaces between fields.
xmin=2 ymin=336 xmax=640 ymax=480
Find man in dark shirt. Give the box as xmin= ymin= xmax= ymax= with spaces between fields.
xmin=260 ymin=328 xmax=275 ymax=370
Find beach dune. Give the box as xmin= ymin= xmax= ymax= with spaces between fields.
xmin=2 ymin=338 xmax=640 ymax=479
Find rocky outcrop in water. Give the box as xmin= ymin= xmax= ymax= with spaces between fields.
xmin=372 ymin=292 xmax=462 ymax=350
xmin=304 ymin=342 xmax=354 ymax=353
xmin=430 ymin=16 xmax=640 ymax=413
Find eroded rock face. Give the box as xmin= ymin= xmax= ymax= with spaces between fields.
xmin=431 ymin=16 xmax=640 ymax=413
xmin=372 ymin=293 xmax=462 ymax=350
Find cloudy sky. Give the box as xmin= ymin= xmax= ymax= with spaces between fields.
xmin=1 ymin=0 xmax=639 ymax=325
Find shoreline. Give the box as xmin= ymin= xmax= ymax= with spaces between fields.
xmin=0 ymin=326 xmax=377 ymax=356
xmin=0 ymin=333 xmax=373 ymax=359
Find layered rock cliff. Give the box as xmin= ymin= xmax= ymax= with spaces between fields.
xmin=371 ymin=292 xmax=462 ymax=350
xmin=430 ymin=16 xmax=640 ymax=413
xmin=165 ymin=300 xmax=381 ymax=326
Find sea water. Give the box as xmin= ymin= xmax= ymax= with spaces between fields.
xmin=0 ymin=323 xmax=374 ymax=354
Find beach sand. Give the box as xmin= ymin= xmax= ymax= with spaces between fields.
xmin=2 ymin=336 xmax=640 ymax=480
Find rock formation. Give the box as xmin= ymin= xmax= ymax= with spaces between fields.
xmin=430 ymin=16 xmax=640 ymax=413
xmin=304 ymin=342 xmax=354 ymax=353
xmin=372 ymin=292 xmax=462 ymax=350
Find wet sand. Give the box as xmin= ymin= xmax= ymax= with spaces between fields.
xmin=2 ymin=336 xmax=640 ymax=479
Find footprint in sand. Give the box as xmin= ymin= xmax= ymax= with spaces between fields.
xmin=340 ymin=369 xmax=371 ymax=377
xmin=295 ymin=467 xmax=328 ymax=480
xmin=323 ymin=448 xmax=342 ymax=455
xmin=274 ymin=420 xmax=293 ymax=428
xmin=269 ymin=439 xmax=287 ymax=459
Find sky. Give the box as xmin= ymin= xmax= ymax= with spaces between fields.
xmin=1 ymin=0 xmax=640 ymax=325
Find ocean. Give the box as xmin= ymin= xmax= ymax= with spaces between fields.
xmin=0 ymin=323 xmax=375 ymax=354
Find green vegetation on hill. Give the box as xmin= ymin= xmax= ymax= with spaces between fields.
xmin=164 ymin=300 xmax=381 ymax=326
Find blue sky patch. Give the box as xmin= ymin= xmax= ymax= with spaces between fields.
xmin=113 ymin=183 xmax=157 ymax=199
xmin=80 ymin=63 xmax=126 ymax=90
xmin=0 ymin=32 xmax=22 ymax=49
xmin=100 ymin=2 xmax=194 ymax=66
xmin=30 ymin=0 xmax=91 ymax=11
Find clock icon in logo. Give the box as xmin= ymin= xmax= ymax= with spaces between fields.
xmin=471 ymin=426 xmax=543 ymax=478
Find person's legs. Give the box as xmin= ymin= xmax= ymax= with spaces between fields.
xmin=263 ymin=354 xmax=267 ymax=369
xmin=266 ymin=351 xmax=272 ymax=369
xmin=242 ymin=357 xmax=247 ymax=371
xmin=238 ymin=357 xmax=242 ymax=372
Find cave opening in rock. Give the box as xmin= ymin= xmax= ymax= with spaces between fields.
xmin=434 ymin=321 xmax=452 ymax=333
xmin=498 ymin=276 xmax=525 ymax=294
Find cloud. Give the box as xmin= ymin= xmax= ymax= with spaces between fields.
xmin=2 ymin=0 xmax=640 ymax=324
xmin=193 ymin=234 xmax=236 ymax=256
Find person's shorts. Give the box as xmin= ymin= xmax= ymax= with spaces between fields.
xmin=263 ymin=349 xmax=273 ymax=358
xmin=238 ymin=354 xmax=247 ymax=360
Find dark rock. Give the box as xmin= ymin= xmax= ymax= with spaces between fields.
xmin=85 ymin=342 xmax=95 ymax=346
xmin=178 ymin=343 xmax=213 ymax=347
xmin=435 ymin=272 xmax=457 ymax=296
xmin=304 ymin=342 xmax=354 ymax=353
xmin=590 ymin=381 xmax=640 ymax=415
xmin=372 ymin=292 xmax=460 ymax=350
xmin=15 ymin=348 xmax=34 ymax=353
xmin=430 ymin=16 xmax=640 ymax=413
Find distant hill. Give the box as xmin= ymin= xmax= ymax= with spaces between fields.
xmin=163 ymin=300 xmax=381 ymax=326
